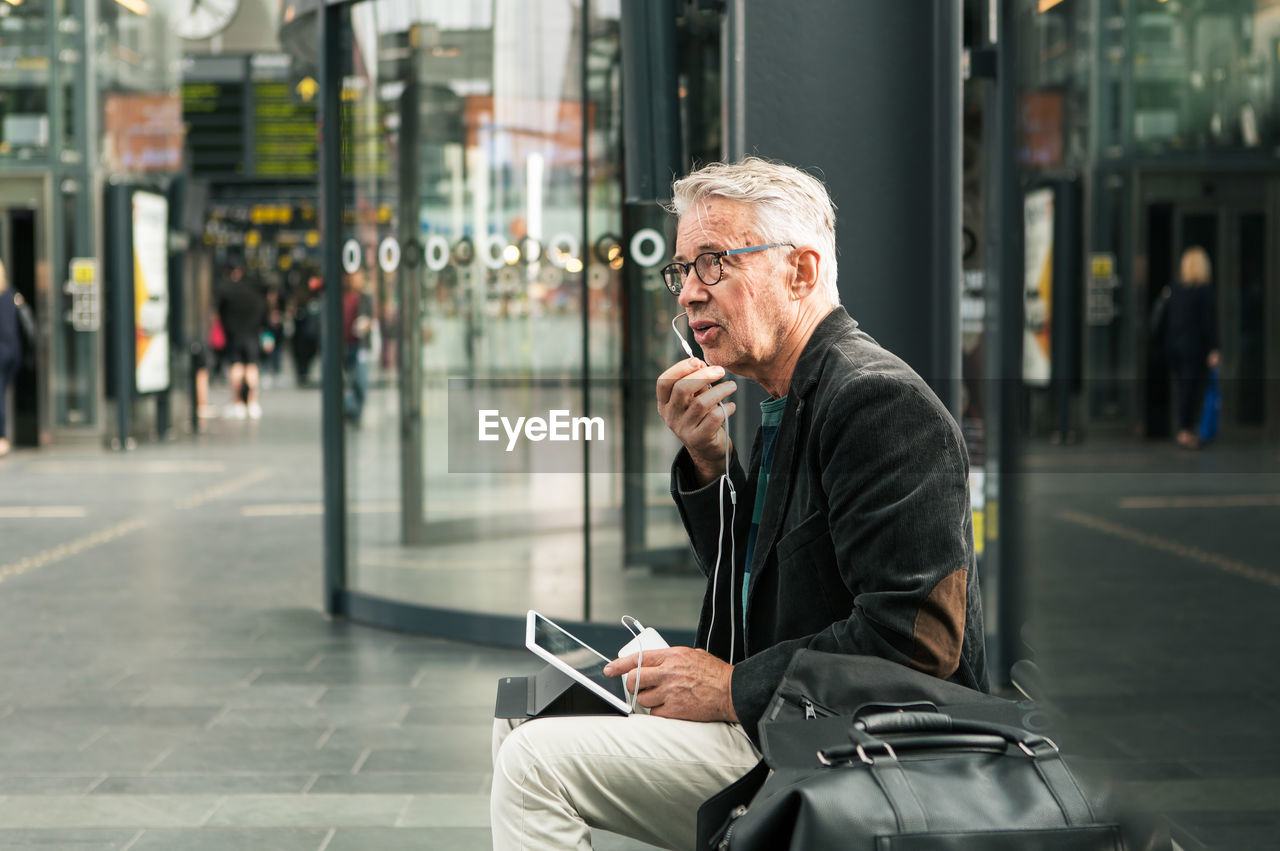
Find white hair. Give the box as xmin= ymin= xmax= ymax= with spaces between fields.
xmin=669 ymin=157 xmax=839 ymax=306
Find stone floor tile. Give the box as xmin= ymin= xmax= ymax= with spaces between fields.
xmin=306 ymin=771 xmax=488 ymax=795
xmin=126 ymin=828 xmax=328 ymax=850
xmin=321 ymin=724 xmax=489 ymax=752
xmin=149 ymin=744 xmax=364 ymax=775
xmin=91 ymin=775 xmax=313 ymax=795
xmin=211 ymin=705 xmax=408 ymax=729
xmin=0 ymin=776 xmax=100 ymax=795
xmin=0 ymin=829 xmax=136 ymax=849
xmin=0 ymin=795 xmax=220 ymax=829
xmin=323 ymin=827 xmax=490 ymax=851
xmin=395 ymin=794 xmax=489 ymax=828
xmin=202 ymin=794 xmax=408 ymax=828
xmin=359 ymin=745 xmax=490 ymax=774
xmin=133 ymin=685 xmax=326 ymax=708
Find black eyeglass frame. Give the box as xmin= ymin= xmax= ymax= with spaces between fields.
xmin=661 ymin=242 xmax=794 ymax=295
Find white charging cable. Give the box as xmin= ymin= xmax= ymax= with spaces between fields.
xmin=671 ymin=313 xmax=738 ymax=662
xmin=621 ymin=615 xmax=644 ymax=711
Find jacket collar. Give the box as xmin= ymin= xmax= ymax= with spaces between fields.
xmin=743 ymin=306 xmax=856 ymax=603
xmin=786 ymin=306 xmax=857 ymax=400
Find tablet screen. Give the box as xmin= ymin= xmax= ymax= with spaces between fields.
xmin=528 ymin=612 xmax=628 ymax=705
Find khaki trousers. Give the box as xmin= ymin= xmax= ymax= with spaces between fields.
xmin=491 ymin=714 xmax=760 ymax=850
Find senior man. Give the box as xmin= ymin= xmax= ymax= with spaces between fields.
xmin=491 ymin=157 xmax=987 ymax=850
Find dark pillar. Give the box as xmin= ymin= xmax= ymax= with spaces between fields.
xmin=319 ymin=1 xmax=347 ymax=616
xmin=725 ymin=0 xmax=962 ymax=413
xmin=619 ymin=0 xmax=683 ymax=569
xmin=980 ymin=0 xmax=1026 ymax=686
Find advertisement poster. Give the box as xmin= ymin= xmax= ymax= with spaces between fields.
xmin=132 ymin=191 xmax=170 ymax=394
xmin=1022 ymin=187 xmax=1054 ymax=387
xmin=102 ymin=94 xmax=184 ymax=173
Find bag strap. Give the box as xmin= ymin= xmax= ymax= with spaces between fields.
xmin=1028 ymin=745 xmax=1098 ymax=827
xmin=844 ymin=725 xmax=929 ymax=834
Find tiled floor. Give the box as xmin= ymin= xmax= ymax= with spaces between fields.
xmin=0 ymin=385 xmax=656 ymax=850
xmin=1 ymin=382 xmax=1278 ymax=849
xmin=1021 ymin=442 xmax=1280 ymax=850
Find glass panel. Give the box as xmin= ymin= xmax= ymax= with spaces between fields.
xmin=582 ymin=3 xmax=701 ymax=627
xmin=332 ymin=0 xmax=704 ymax=632
xmin=0 ymin=0 xmax=52 ymax=164
xmin=342 ymin=0 xmax=592 ymax=621
xmin=1235 ymin=212 xmax=1265 ymax=426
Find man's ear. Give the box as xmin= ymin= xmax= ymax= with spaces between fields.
xmin=789 ymin=247 xmax=821 ymax=299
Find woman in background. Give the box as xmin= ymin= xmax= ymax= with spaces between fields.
xmin=0 ymin=259 xmax=27 ymax=457
xmin=1165 ymin=246 xmax=1220 ymax=449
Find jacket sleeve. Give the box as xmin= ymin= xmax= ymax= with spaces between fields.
xmin=670 ymin=445 xmax=749 ymax=579
xmin=730 ymin=373 xmax=975 ymax=737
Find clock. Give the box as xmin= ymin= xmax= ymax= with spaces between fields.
xmin=172 ymin=0 xmax=240 ymax=40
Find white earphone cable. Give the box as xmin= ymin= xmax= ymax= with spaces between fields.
xmin=672 ymin=313 xmax=738 ymax=663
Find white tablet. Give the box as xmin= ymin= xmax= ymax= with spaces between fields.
xmin=525 ymin=610 xmax=632 ymax=715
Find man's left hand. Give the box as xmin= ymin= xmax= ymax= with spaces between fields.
xmin=603 ymin=647 xmax=738 ymax=723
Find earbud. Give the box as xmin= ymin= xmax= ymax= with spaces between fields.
xmin=671 ymin=312 xmax=695 ymax=359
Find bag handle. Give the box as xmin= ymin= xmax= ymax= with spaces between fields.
xmin=848 ymin=712 xmax=1099 ymax=828
xmin=857 ymin=710 xmax=1054 ymax=749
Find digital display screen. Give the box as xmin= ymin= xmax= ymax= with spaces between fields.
xmin=531 ymin=615 xmax=628 ymax=703
xmin=253 ymin=80 xmax=318 ymax=178
xmin=182 ymin=80 xmax=247 ymax=177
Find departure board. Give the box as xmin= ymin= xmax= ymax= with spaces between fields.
xmin=182 ymin=80 xmax=247 ymax=176
xmin=253 ymin=80 xmax=317 ymax=178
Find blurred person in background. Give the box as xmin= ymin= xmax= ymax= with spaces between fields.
xmin=260 ymin=287 xmax=285 ymax=387
xmin=342 ymin=269 xmax=374 ymax=425
xmin=0 ymin=259 xmax=30 ymax=457
xmin=217 ymin=261 xmax=268 ymax=420
xmin=1163 ymin=246 xmax=1220 ymax=449
xmin=292 ymin=273 xmax=323 ymax=386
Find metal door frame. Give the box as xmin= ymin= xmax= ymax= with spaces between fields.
xmin=0 ymin=172 xmax=55 ymax=446
xmin=1135 ymin=171 xmax=1277 ymax=439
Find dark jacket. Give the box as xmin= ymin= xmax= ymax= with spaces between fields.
xmin=1164 ymin=282 xmax=1218 ymax=366
xmin=217 ymin=276 xmax=268 ymax=341
xmin=672 ymin=307 xmax=988 ymax=742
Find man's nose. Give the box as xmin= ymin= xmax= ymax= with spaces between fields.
xmin=676 ymin=269 xmax=706 ymax=307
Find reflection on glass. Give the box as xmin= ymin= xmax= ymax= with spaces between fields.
xmin=340 ymin=0 xmax=700 ymax=631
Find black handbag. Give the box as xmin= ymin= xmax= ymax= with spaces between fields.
xmin=759 ymin=650 xmax=1047 ymax=731
xmin=715 ymin=710 xmax=1125 ymax=850
xmin=698 ymin=651 xmax=1153 ymax=850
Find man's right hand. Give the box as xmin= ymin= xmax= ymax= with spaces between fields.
xmin=656 ymin=358 xmax=738 ymax=487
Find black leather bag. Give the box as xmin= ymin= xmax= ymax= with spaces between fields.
xmin=716 ymin=710 xmax=1125 ymax=850
xmin=759 ymin=650 xmax=1047 ymax=731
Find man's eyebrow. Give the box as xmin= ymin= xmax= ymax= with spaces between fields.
xmin=672 ymin=243 xmax=722 ymax=262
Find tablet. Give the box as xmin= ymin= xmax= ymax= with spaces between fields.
xmin=525 ymin=610 xmax=631 ymax=715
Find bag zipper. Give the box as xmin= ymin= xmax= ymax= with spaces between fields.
xmin=716 ymin=805 xmax=749 ymax=850
xmin=776 ymin=688 xmax=838 ymax=719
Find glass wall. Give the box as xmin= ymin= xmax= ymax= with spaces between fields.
xmin=0 ymin=0 xmax=180 ymax=438
xmin=1015 ymin=0 xmax=1280 ymax=439
xmin=326 ymin=0 xmax=703 ymax=633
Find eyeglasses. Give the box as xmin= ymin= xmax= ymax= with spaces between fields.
xmin=661 ymin=243 xmax=794 ymax=295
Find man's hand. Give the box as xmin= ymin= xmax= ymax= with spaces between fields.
xmin=603 ymin=646 xmax=738 ymax=723
xmin=656 ymin=359 xmax=737 ymax=487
